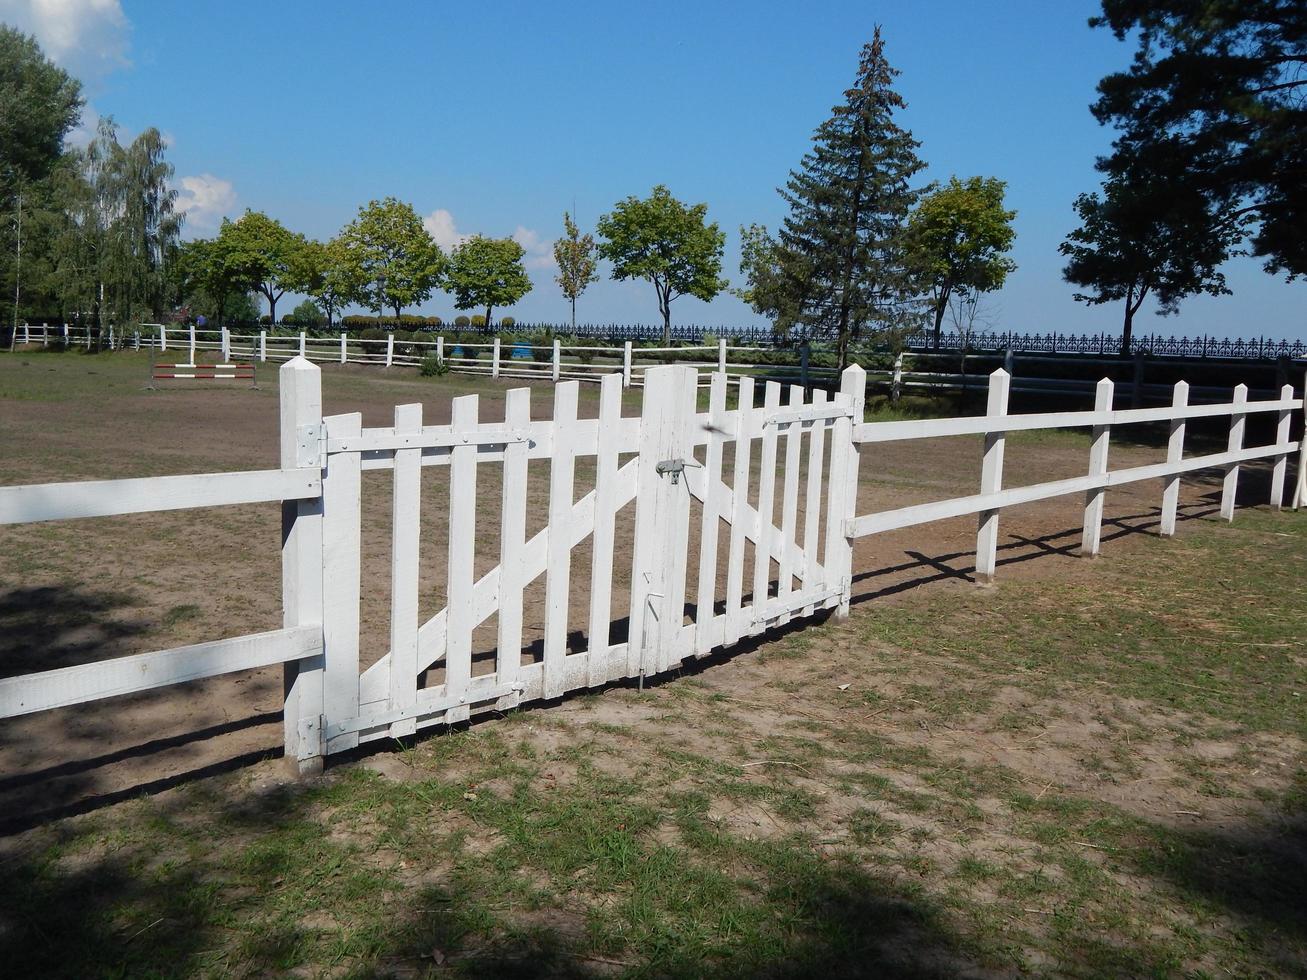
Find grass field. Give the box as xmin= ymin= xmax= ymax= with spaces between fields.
xmin=1 ymin=348 xmax=1303 ymax=978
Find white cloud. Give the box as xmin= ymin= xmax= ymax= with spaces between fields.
xmin=512 ymin=225 xmax=556 ymax=270
xmin=175 ymin=174 xmax=237 ymax=232
xmin=1 ymin=0 xmax=131 ymax=80
xmin=423 ymin=209 xmax=469 ymax=251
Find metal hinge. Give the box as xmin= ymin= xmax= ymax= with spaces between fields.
xmin=655 ymin=458 xmax=701 ymax=484
xmin=296 ymin=423 xmax=325 ymax=468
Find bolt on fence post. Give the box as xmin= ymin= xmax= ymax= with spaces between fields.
xmin=493 ymin=337 xmax=501 ymax=378
xmin=623 ymin=341 xmax=633 ymax=388
xmin=1220 ymin=383 xmax=1248 ymax=522
xmin=975 ymin=368 xmax=1011 ymax=585
xmin=1270 ymin=383 xmax=1293 ymax=510
xmin=280 ymin=355 xmax=325 ymax=776
xmin=1160 ymin=381 xmax=1189 ymax=536
xmin=1081 ymin=378 xmax=1114 ymax=557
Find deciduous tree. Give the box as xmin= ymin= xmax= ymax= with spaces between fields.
xmin=212 ymin=210 xmax=307 ymax=325
xmin=338 ymin=197 xmax=445 ymax=319
xmin=447 ymin=236 xmax=533 ymax=326
xmin=904 ymin=176 xmax=1016 ymax=349
xmin=553 ymin=212 xmax=598 ymax=331
xmin=596 ymin=185 xmax=726 ymax=344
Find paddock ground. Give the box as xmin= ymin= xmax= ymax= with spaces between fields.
xmin=0 ymin=349 xmax=1303 ymax=977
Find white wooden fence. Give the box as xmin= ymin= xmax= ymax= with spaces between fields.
xmin=0 ymin=361 xmax=1301 ymax=774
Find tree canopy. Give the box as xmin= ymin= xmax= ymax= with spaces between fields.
xmin=446 ymin=235 xmax=533 ymax=326
xmin=596 ymin=185 xmax=726 ymax=344
xmin=212 ymin=210 xmax=309 ymax=325
xmin=553 ymin=212 xmax=599 ymax=331
xmin=0 ymin=26 xmax=83 ymax=194
xmin=338 ymin=197 xmax=445 ymax=319
xmin=296 ymin=237 xmax=363 ymax=328
xmin=1060 ymin=159 xmax=1242 ymax=353
xmin=904 ymin=176 xmax=1016 ymax=349
xmin=1089 ymin=0 xmax=1307 ymax=278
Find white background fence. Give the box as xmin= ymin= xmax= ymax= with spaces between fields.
xmin=1 ymin=358 xmax=1302 ymax=774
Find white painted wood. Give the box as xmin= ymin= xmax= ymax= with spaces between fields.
xmin=588 ymin=374 xmax=622 ymax=682
xmin=492 ymin=337 xmax=501 ymax=378
xmin=752 ymin=382 xmax=782 ymax=628
xmin=1220 ymin=383 xmax=1248 ymax=521
xmin=661 ymin=368 xmax=697 ymax=669
xmin=385 ymin=333 xmax=394 ymax=367
xmin=259 ymin=330 xmax=267 ymax=362
xmin=695 ymin=372 xmax=728 ymax=654
xmin=725 ymin=376 xmax=755 ymax=644
xmin=321 ymin=411 xmax=363 ymax=753
xmin=552 ymin=338 xmax=562 ymax=382
xmin=437 ymin=335 xmax=444 ymax=365
xmin=543 ymin=382 xmax=579 ymax=698
xmin=0 ymin=626 xmax=321 ymax=720
xmin=445 ymin=395 xmax=479 ymax=722
xmin=388 ymin=403 xmax=422 ymax=738
xmin=1160 ymin=382 xmax=1189 ymax=537
xmin=836 ymin=367 xmax=866 ymax=615
xmin=623 ymin=341 xmax=633 ymax=388
xmin=718 ymin=338 xmax=727 ymax=374
xmin=0 ymin=467 xmax=320 ymax=526
xmin=340 ymin=333 xmax=347 ymax=363
xmin=1271 ymin=384 xmax=1292 ymax=510
xmin=222 ymin=327 xmax=230 ymax=360
xmin=280 ymin=356 xmax=326 ymax=767
xmin=801 ymin=389 xmax=828 ymax=617
xmin=497 ymin=387 xmax=531 ymax=699
xmin=299 ymin=331 xmax=307 ymax=357
xmin=189 ymin=323 xmax=196 ymax=365
xmin=975 ymin=368 xmax=1011 ymax=584
xmin=1081 ymin=378 xmax=1114 ymax=557
xmin=776 ymin=384 xmax=804 ymax=623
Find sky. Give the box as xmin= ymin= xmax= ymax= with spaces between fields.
xmin=3 ymin=0 xmax=1303 ymax=340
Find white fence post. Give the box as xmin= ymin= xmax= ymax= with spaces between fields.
xmin=1081 ymin=378 xmax=1114 ymax=557
xmin=156 ymin=323 xmax=163 ymax=351
xmin=717 ymin=337 xmax=727 ymax=374
xmin=493 ymin=337 xmax=501 ymax=378
xmin=321 ymin=408 xmax=362 ymax=752
xmin=552 ymin=338 xmax=561 ymax=382
xmin=65 ymin=323 xmax=71 ymax=347
xmin=387 ymin=401 xmax=423 ymax=739
xmin=1270 ymin=383 xmax=1293 ymax=510
xmin=1220 ymin=383 xmax=1248 ymax=521
xmin=975 ymin=368 xmax=1011 ymax=584
xmin=41 ymin=323 xmax=48 ymax=347
xmin=437 ymin=335 xmax=444 ymax=366
xmin=259 ymin=330 xmax=267 ymax=362
xmin=826 ymin=365 xmax=867 ymax=617
xmin=222 ymin=327 xmax=231 ymax=361
xmin=280 ymin=355 xmax=325 ymax=774
xmin=628 ymin=365 xmax=696 ymax=679
xmin=1160 ymin=381 xmax=1189 ymax=536
xmin=385 ymin=333 xmax=394 ymax=367
xmin=623 ymin=340 xmax=633 ymax=388
xmin=299 ymin=331 xmax=307 ymax=358
xmin=339 ymin=332 xmax=347 ymax=364
xmin=189 ymin=323 xmax=196 ymax=364
xmin=22 ymin=324 xmax=29 ymax=345
xmin=891 ymin=353 xmax=903 ymax=402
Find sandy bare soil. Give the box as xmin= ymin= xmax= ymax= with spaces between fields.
xmin=0 ymin=353 xmax=1280 ymax=834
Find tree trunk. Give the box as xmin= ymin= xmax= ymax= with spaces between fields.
xmin=661 ymin=292 xmax=671 ymax=346
xmin=932 ymin=296 xmax=947 ymax=350
xmin=484 ymin=305 xmax=493 ymax=329
xmin=1121 ymin=297 xmax=1135 ymax=356
xmin=392 ymin=303 xmax=402 ymax=321
xmin=571 ymin=296 xmax=576 ymax=333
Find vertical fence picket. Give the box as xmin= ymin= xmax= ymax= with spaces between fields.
xmin=824 ymin=366 xmax=866 ymax=615
xmin=776 ymin=385 xmax=804 ymax=623
xmin=1160 ymin=382 xmax=1189 ymax=536
xmin=321 ymin=411 xmax=363 ymax=752
xmin=388 ymin=403 xmax=422 ymax=738
xmin=497 ymin=387 xmax=530 ymax=702
xmin=725 ymin=377 xmax=755 ymax=645
xmin=1220 ymin=384 xmax=1248 ymax=521
xmin=661 ymin=368 xmax=697 ymax=669
xmin=695 ymin=372 xmax=728 ymax=653
xmin=801 ymin=389 xmax=828 ymax=617
xmin=587 ymin=374 xmax=623 ymax=684
xmin=1271 ymin=384 xmax=1293 ymax=510
xmin=975 ymin=368 xmax=1011 ymax=584
xmin=445 ymin=395 xmax=479 ymax=721
xmin=280 ymin=357 xmax=325 ymax=772
xmin=751 ymin=383 xmax=782 ymax=630
xmin=1081 ymin=379 xmax=1114 ymax=557
xmin=543 ymin=382 xmax=579 ymax=698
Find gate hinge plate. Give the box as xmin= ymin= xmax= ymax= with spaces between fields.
xmin=296 ymin=423 xmax=325 ymax=468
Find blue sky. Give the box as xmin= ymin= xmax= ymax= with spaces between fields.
xmin=4 ymin=0 xmax=1303 ymax=338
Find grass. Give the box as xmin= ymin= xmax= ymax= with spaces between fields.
xmin=2 ymin=506 xmax=1304 ymax=977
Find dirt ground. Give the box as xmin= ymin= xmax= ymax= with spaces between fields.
xmin=0 ymin=351 xmax=1286 ymax=834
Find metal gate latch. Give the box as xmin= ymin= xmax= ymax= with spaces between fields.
xmin=655 ymin=458 xmax=701 ymax=484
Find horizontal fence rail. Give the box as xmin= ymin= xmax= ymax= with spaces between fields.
xmin=1 ymin=356 xmax=1302 ymax=780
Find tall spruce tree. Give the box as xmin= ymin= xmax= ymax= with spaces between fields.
xmin=775 ymin=27 xmax=927 ymax=368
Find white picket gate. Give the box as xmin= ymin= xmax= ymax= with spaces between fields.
xmin=280 ymin=364 xmax=862 ymax=762
xmin=1 ymin=356 xmax=1301 ymax=776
